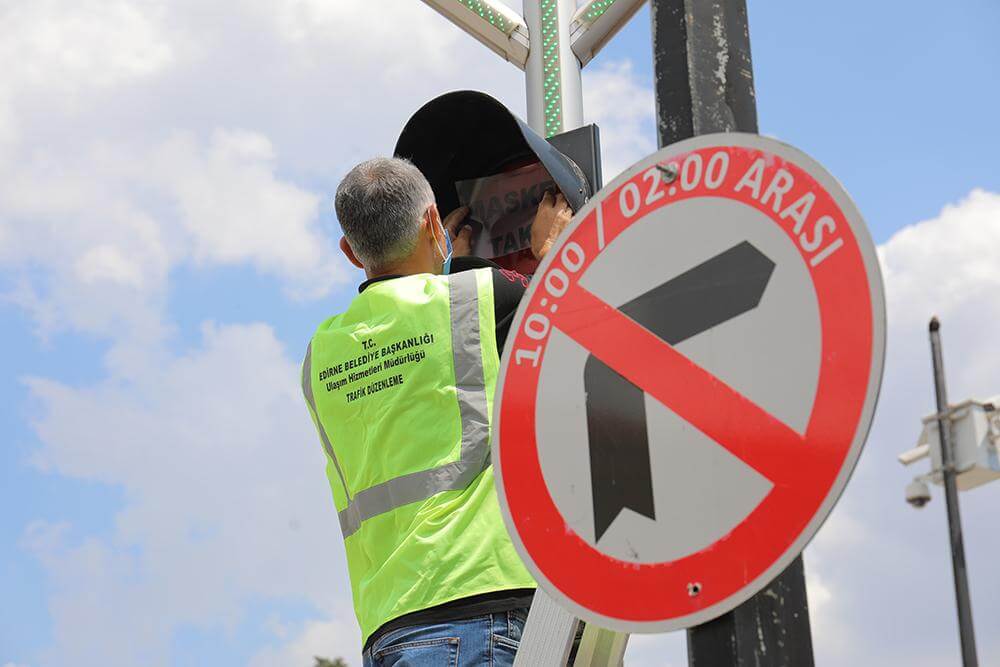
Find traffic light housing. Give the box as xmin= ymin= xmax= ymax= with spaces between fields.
xmin=395 ymin=90 xmax=601 ymax=274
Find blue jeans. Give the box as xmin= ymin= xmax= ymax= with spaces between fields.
xmin=363 ymin=609 xmax=529 ymax=667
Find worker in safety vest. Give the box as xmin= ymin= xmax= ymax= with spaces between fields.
xmin=302 ymin=157 xmax=572 ymax=666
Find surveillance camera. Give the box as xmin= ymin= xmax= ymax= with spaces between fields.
xmin=906 ymin=480 xmax=932 ymax=508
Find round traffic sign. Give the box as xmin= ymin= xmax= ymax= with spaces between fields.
xmin=493 ymin=133 xmax=886 ymax=633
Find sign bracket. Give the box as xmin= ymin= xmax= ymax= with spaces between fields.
xmin=516 ymin=591 xmax=629 ymax=667
xmin=516 ymin=590 xmax=579 ymax=665
xmin=570 ymin=0 xmax=648 ymax=67
xmin=419 ymin=0 xmax=529 ymax=67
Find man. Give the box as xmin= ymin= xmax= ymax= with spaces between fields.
xmin=302 ymin=157 xmax=573 ymax=666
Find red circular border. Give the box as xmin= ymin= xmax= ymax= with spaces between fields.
xmin=497 ymin=146 xmax=874 ymax=622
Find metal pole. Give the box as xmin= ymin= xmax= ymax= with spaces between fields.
xmin=524 ymin=0 xmax=584 ymax=136
xmin=651 ymin=0 xmax=757 ymax=147
xmin=928 ymin=317 xmax=979 ymax=667
xmin=649 ymin=1 xmax=815 ymax=665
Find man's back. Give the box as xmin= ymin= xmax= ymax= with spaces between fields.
xmin=302 ymin=268 xmax=535 ymax=646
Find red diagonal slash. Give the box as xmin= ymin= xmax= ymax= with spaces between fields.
xmin=553 ymin=283 xmax=808 ymax=485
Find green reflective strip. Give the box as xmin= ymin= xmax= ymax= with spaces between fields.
xmin=541 ymin=0 xmax=563 ymax=137
xmin=457 ymin=0 xmax=512 ymax=34
xmin=302 ymin=341 xmax=352 ymax=503
xmin=321 ymin=271 xmax=490 ymax=538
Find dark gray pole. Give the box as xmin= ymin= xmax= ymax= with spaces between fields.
xmin=651 ymin=0 xmax=757 ymax=147
xmin=928 ymin=317 xmax=979 ymax=667
xmin=649 ymin=2 xmax=815 ymax=665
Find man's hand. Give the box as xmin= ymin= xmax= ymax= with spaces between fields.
xmin=443 ymin=206 xmax=474 ymax=257
xmin=531 ymin=190 xmax=572 ymax=260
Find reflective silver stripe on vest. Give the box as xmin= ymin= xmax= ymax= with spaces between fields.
xmin=302 ymin=341 xmax=353 ymax=503
xmin=304 ymin=271 xmax=491 ymax=538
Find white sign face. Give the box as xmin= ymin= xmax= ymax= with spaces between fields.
xmin=493 ymin=133 xmax=886 ymax=633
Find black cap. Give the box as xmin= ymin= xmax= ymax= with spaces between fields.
xmin=394 ymin=90 xmax=591 ymax=218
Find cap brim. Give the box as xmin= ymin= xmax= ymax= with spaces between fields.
xmin=394 ymin=90 xmax=590 ymax=217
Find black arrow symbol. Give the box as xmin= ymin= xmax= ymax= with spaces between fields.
xmin=584 ymin=241 xmax=776 ymax=543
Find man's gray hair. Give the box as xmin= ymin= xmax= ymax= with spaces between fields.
xmin=335 ymin=157 xmax=435 ymax=271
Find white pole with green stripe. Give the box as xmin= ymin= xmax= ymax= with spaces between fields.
xmin=420 ymin=0 xmax=644 ymax=137
xmin=523 ymin=0 xmax=583 ymax=136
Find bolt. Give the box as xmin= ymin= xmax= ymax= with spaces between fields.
xmin=687 ymin=582 xmax=702 ymax=597
xmin=656 ymin=163 xmax=678 ymax=183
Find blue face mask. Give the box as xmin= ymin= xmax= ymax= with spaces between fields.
xmin=436 ymin=219 xmax=453 ymax=275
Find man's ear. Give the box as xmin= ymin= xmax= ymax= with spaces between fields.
xmin=424 ymin=204 xmax=445 ymax=245
xmin=339 ymin=236 xmax=364 ymax=269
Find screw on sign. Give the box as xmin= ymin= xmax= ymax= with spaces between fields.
xmin=492 ymin=133 xmax=886 ymax=633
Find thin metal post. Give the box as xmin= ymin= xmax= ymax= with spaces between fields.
xmin=650 ymin=1 xmax=815 ymax=665
xmin=928 ymin=317 xmax=979 ymax=667
xmin=573 ymin=624 xmax=628 ymax=666
xmin=524 ymin=0 xmax=584 ymax=136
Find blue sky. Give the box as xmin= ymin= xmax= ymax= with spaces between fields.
xmin=1 ymin=1 xmax=999 ymax=666
xmin=611 ymin=0 xmax=1000 ymax=243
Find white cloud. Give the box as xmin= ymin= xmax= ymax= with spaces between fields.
xmin=802 ymin=509 xmax=867 ymax=663
xmin=0 ymin=0 xmax=173 ymax=94
xmin=624 ymin=631 xmax=685 ymax=667
xmin=879 ymin=188 xmax=1000 ymax=393
xmin=881 ymin=189 xmax=1000 ymax=315
xmin=151 ymin=129 xmax=337 ymax=298
xmin=0 ymin=0 xmax=530 ymax=342
xmin=0 ymin=0 xmax=172 ymax=164
xmin=249 ymin=617 xmax=361 ymax=667
xmin=25 ymin=322 xmax=353 ymax=666
xmin=0 ymin=127 xmax=337 ymax=344
xmin=270 ymin=0 xmax=460 ymax=77
xmin=75 ymin=244 xmax=146 ymax=288
xmin=583 ymin=60 xmax=657 ymax=181
xmin=803 ymin=189 xmax=1000 ymax=665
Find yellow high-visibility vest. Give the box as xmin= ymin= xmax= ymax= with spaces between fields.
xmin=302 ymin=268 xmax=535 ymax=644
